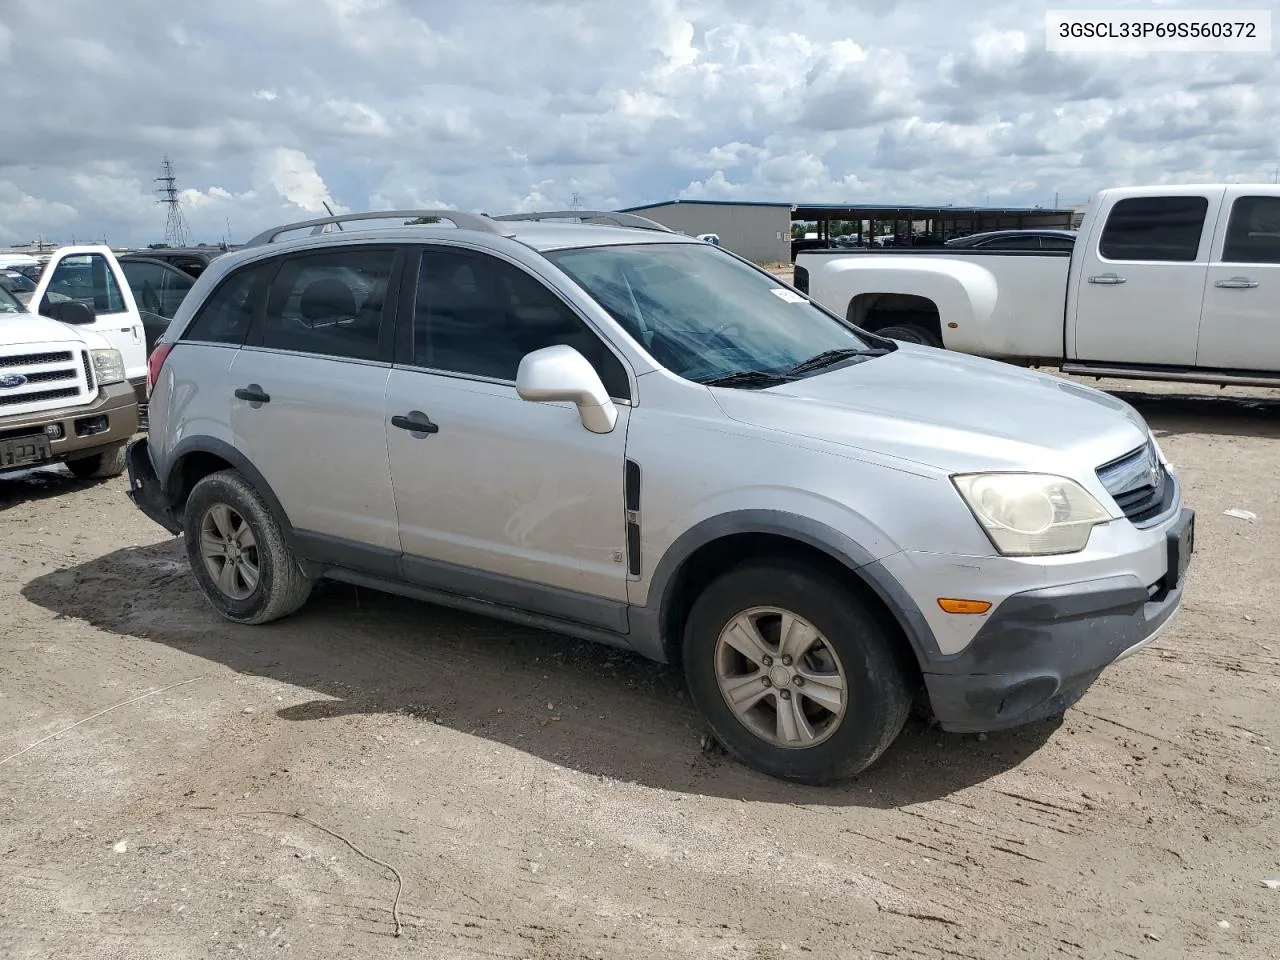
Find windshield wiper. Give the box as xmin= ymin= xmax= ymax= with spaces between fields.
xmin=698 ymin=370 xmax=794 ymax=389
xmin=786 ymin=346 xmax=891 ymax=376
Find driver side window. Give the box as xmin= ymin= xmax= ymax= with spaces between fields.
xmin=410 ymin=249 xmax=631 ymax=401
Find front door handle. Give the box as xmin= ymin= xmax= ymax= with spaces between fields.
xmin=1088 ymin=274 xmax=1127 ymax=285
xmin=391 ymin=410 xmax=439 ymax=435
xmin=1215 ymin=276 xmax=1259 ymax=289
xmin=234 ymin=384 xmax=270 ymax=404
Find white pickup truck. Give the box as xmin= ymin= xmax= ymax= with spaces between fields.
xmin=0 ymin=245 xmax=144 ymax=478
xmin=795 ymin=184 xmax=1280 ymax=388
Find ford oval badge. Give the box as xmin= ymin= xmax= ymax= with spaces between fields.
xmin=0 ymin=373 xmax=27 ymax=389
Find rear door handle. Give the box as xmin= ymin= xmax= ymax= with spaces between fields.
xmin=1215 ymin=276 xmax=1259 ymax=289
xmin=1088 ymin=274 xmax=1127 ymax=284
xmin=391 ymin=410 xmax=439 ymax=435
xmin=234 ymin=384 xmax=270 ymax=404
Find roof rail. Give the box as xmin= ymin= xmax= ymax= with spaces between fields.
xmin=492 ymin=210 xmax=675 ymax=233
xmin=244 ymin=209 xmax=516 ymax=247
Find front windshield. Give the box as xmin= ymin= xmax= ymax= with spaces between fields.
xmin=546 ymin=242 xmax=877 ymax=384
xmin=0 ymin=284 xmax=23 ymax=313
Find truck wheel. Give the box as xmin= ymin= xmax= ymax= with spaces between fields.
xmin=66 ymin=444 xmax=127 ymax=480
xmin=682 ymin=559 xmax=912 ymax=784
xmin=183 ymin=469 xmax=312 ymax=625
xmin=875 ymin=322 xmax=942 ymax=348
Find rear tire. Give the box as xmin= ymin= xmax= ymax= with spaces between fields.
xmin=875 ymin=321 xmax=942 ymax=348
xmin=183 ymin=469 xmax=312 ymax=625
xmin=682 ymin=560 xmax=912 ymax=784
xmin=66 ymin=443 xmax=127 ymax=480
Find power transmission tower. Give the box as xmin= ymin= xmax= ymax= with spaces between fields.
xmin=155 ymin=156 xmax=191 ymax=247
xmin=570 ymin=192 xmax=583 ymax=210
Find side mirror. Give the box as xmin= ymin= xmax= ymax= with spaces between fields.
xmin=43 ymin=299 xmax=96 ymax=325
xmin=516 ymin=345 xmax=618 ymax=434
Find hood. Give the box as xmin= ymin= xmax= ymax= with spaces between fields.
xmin=712 ymin=344 xmax=1150 ymax=475
xmin=1 ymin=310 xmax=106 ymax=349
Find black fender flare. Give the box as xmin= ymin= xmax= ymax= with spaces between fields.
xmin=628 ymin=509 xmax=942 ymax=668
xmin=165 ymin=437 xmax=299 ymax=549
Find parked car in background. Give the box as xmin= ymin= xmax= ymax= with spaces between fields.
xmin=126 ymin=207 xmax=1192 ymax=784
xmin=795 ymin=183 xmax=1280 ymax=390
xmin=0 ymin=277 xmax=138 ymax=479
xmin=127 ymin=246 xmax=227 ymax=280
xmin=0 ymin=269 xmax=38 ymax=306
xmin=944 ymin=229 xmax=1077 ymax=250
xmin=118 ymin=255 xmax=197 ymax=353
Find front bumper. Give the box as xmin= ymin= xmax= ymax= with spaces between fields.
xmin=919 ymin=507 xmax=1195 ymax=733
xmin=0 ymin=382 xmax=139 ymax=472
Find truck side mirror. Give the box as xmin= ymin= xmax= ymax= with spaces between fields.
xmin=43 ymin=299 xmax=96 ymax=325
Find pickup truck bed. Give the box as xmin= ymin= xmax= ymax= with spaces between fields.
xmin=795 ymin=183 xmax=1280 ymax=389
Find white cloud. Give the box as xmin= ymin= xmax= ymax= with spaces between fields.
xmin=0 ymin=0 xmax=1274 ymax=244
xmin=255 ymin=148 xmax=339 ymax=214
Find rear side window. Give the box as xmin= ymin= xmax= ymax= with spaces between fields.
xmin=1041 ymin=236 xmax=1075 ymax=250
xmin=184 ymin=263 xmax=266 ymax=345
xmin=43 ymin=253 xmax=125 ymax=313
xmin=261 ymin=248 xmax=397 ymax=361
xmin=1099 ymin=196 xmax=1208 ymax=262
xmin=1221 ymin=196 xmax=1280 ymax=264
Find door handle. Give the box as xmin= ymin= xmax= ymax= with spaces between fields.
xmin=1215 ymin=276 xmax=1259 ymax=289
xmin=234 ymin=384 xmax=270 ymax=404
xmin=391 ymin=410 xmax=439 ymax=435
xmin=1087 ymin=274 xmax=1127 ymax=284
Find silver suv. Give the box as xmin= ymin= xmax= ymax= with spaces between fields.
xmin=125 ymin=209 xmax=1194 ymax=783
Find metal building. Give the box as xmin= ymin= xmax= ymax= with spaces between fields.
xmin=616 ymin=200 xmax=793 ymax=264
xmin=618 ymin=198 xmax=1076 ymax=263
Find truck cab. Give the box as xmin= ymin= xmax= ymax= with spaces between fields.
xmin=28 ymin=245 xmax=150 ymax=404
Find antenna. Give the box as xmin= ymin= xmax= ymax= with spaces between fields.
xmin=155 ymin=156 xmax=191 ymax=247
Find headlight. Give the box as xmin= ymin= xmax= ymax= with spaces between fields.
xmin=952 ymin=472 xmax=1112 ymax=556
xmin=91 ymin=348 xmax=125 ymax=386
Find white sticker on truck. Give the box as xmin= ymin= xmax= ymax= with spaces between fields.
xmin=770 ymin=288 xmax=807 ymax=304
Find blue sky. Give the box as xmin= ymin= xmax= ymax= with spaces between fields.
xmin=1 ymin=0 xmax=1276 ymax=245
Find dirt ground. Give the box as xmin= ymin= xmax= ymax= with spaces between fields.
xmin=1 ymin=378 xmax=1277 ymax=960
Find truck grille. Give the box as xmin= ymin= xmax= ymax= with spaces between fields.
xmin=0 ymin=344 xmax=93 ymax=416
xmin=1097 ymin=441 xmax=1173 ymax=524
xmin=0 ymin=387 xmax=80 ymax=407
xmin=0 ymin=350 xmax=73 ymax=368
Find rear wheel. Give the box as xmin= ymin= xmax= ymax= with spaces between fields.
xmin=183 ymin=469 xmax=312 ymax=625
xmin=66 ymin=444 xmax=127 ymax=480
xmin=875 ymin=320 xmax=942 ymax=348
xmin=682 ymin=560 xmax=912 ymax=783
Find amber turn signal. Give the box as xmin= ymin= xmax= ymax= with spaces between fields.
xmin=937 ymin=598 xmax=992 ymax=615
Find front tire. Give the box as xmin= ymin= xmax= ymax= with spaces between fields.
xmin=875 ymin=320 xmax=942 ymax=348
xmin=66 ymin=443 xmax=127 ymax=480
xmin=682 ymin=560 xmax=912 ymax=783
xmin=183 ymin=469 xmax=312 ymax=625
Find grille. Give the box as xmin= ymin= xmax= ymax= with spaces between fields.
xmin=1097 ymin=441 xmax=1173 ymax=524
xmin=0 ymin=350 xmax=72 ymax=368
xmin=21 ymin=369 xmax=77 ymax=385
xmin=0 ymin=387 xmax=79 ymax=407
xmin=82 ymin=350 xmax=95 ymax=390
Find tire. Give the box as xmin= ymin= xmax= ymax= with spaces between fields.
xmin=66 ymin=443 xmax=127 ymax=480
xmin=682 ymin=560 xmax=912 ymax=784
xmin=875 ymin=322 xmax=942 ymax=348
xmin=183 ymin=469 xmax=312 ymax=625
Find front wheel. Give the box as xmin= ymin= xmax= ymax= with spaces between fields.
xmin=682 ymin=560 xmax=912 ymax=783
xmin=183 ymin=469 xmax=312 ymax=625
xmin=66 ymin=444 xmax=127 ymax=480
xmin=875 ymin=321 xmax=942 ymax=348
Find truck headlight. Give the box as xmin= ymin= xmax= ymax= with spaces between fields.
xmin=952 ymin=472 xmax=1112 ymax=556
xmin=91 ymin=348 xmax=126 ymax=386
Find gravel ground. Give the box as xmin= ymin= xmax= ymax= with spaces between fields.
xmin=1 ymin=377 xmax=1277 ymax=960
